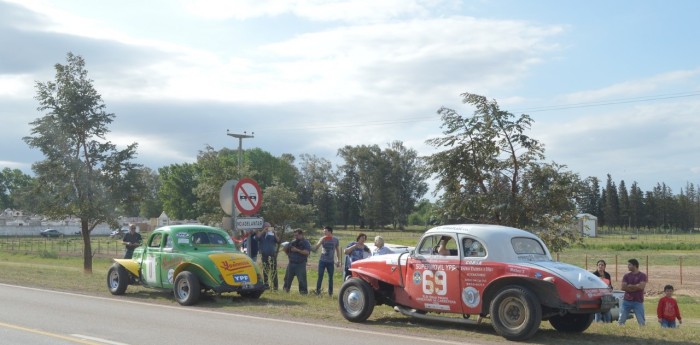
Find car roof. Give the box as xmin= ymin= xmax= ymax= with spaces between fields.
xmin=155 ymin=224 xmax=225 ymax=233
xmin=424 ymin=224 xmax=551 ymax=261
xmin=425 ymin=224 xmax=537 ymax=239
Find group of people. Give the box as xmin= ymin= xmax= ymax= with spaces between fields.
xmin=260 ymin=225 xmax=394 ymax=296
xmin=592 ymin=258 xmax=682 ymax=328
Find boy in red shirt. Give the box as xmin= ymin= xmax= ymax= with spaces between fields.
xmin=657 ymin=284 xmax=682 ymax=328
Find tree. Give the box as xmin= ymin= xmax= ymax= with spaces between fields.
xmin=384 ymin=141 xmax=428 ymax=229
xmin=297 ymin=154 xmax=336 ymax=227
xmin=425 ymin=92 xmax=582 ymax=252
xmin=0 ymin=168 xmax=34 ymax=210
xmin=23 ymin=52 xmax=140 ymax=273
xmin=602 ymin=174 xmax=619 ymax=228
xmin=136 ymin=167 xmax=163 ymax=218
xmin=159 ymin=163 xmax=199 ymax=221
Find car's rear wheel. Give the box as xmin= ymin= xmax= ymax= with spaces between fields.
xmin=489 ymin=286 xmax=541 ymax=341
xmin=338 ymin=278 xmax=375 ymax=322
xmin=549 ymin=312 xmax=594 ymax=333
xmin=107 ymin=264 xmax=129 ymax=295
xmin=173 ymin=271 xmax=200 ymax=306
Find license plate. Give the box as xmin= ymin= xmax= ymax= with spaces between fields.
xmin=241 ymin=283 xmax=253 ymax=289
xmin=233 ymin=274 xmax=250 ymax=283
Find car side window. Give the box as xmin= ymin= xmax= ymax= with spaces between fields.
xmin=164 ymin=235 xmax=173 ymax=249
xmin=418 ymin=235 xmax=457 ymax=256
xmin=149 ymin=233 xmax=163 ymax=248
xmin=192 ymin=232 xmax=210 ymax=244
xmin=463 ymin=238 xmax=486 ymax=257
xmin=417 ymin=235 xmax=440 ymax=255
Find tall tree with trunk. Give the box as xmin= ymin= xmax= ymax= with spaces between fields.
xmin=23 ymin=52 xmax=140 ymax=273
xmin=426 ymin=93 xmax=583 ymax=252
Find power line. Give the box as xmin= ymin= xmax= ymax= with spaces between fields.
xmin=269 ymin=90 xmax=700 ymax=132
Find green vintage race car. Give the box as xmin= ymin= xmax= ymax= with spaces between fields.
xmin=107 ymin=224 xmax=265 ymax=305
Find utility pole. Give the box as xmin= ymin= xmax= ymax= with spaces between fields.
xmin=227 ymin=130 xmax=255 ymax=174
xmin=226 ymin=130 xmax=254 ymax=242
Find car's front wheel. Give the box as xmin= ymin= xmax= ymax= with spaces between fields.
xmin=338 ymin=278 xmax=375 ymax=322
xmin=107 ymin=264 xmax=129 ymax=295
xmin=549 ymin=312 xmax=594 ymax=333
xmin=489 ymin=286 xmax=541 ymax=341
xmin=173 ymin=271 xmax=201 ymax=306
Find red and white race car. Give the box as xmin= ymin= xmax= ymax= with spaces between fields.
xmin=338 ymin=224 xmax=615 ymax=341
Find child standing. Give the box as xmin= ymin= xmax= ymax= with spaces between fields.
xmin=657 ymin=284 xmax=682 ymax=328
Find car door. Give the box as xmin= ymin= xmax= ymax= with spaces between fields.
xmin=404 ymin=233 xmax=462 ymax=313
xmin=141 ymin=232 xmax=164 ymax=288
xmin=458 ymin=235 xmax=490 ymax=315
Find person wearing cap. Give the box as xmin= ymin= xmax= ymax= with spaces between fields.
xmin=313 ymin=225 xmax=340 ymax=296
xmin=122 ymin=224 xmax=142 ymax=259
xmin=282 ymin=229 xmax=311 ymax=294
xmin=256 ymin=222 xmax=280 ymax=290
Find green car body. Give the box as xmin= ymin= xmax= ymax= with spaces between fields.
xmin=107 ymin=224 xmax=265 ymax=305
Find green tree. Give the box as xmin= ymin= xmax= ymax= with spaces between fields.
xmin=425 ymin=92 xmax=582 ymax=251
xmin=23 ymin=52 xmax=140 ymax=273
xmin=384 ymin=141 xmax=428 ymax=229
xmin=297 ymin=154 xmax=336 ymax=227
xmin=136 ymin=167 xmax=163 ymax=218
xmin=618 ymin=180 xmax=630 ymax=228
xmin=580 ymin=176 xmax=600 ymax=217
xmin=158 ymin=163 xmax=199 ymax=220
xmin=602 ymin=174 xmax=619 ymax=228
xmin=0 ymin=168 xmax=34 ymax=210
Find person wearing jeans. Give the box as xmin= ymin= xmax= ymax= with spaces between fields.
xmin=313 ymin=226 xmax=340 ymax=296
xmin=618 ymin=258 xmax=648 ymax=326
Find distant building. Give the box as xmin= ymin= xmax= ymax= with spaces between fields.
xmin=576 ymin=213 xmax=598 ymax=237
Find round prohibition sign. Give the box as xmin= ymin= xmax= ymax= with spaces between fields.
xmin=233 ymin=178 xmax=263 ymax=215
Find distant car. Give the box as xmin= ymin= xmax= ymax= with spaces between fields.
xmin=338 ymin=224 xmax=615 ymax=341
xmin=107 ymin=225 xmax=266 ymax=305
xmin=109 ymin=229 xmax=129 ymax=239
xmin=40 ymin=229 xmax=63 ymax=238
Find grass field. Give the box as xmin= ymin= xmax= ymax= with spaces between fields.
xmin=1 ymin=230 xmax=699 ymax=344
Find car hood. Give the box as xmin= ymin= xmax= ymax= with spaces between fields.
xmin=519 ymin=261 xmax=608 ymax=289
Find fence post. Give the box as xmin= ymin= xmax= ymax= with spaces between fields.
xmin=615 ymin=255 xmax=618 ymax=282
xmin=680 ymin=257 xmax=683 ymax=285
xmin=646 ymin=255 xmax=649 ymax=278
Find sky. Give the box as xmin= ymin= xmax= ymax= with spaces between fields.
xmin=1 ymin=0 xmax=700 ymax=198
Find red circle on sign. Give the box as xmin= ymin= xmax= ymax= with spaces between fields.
xmin=233 ymin=178 xmax=263 ymax=215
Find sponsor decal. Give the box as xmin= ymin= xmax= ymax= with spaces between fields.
xmin=167 ymin=269 xmax=174 ymax=284
xmin=176 ymin=232 xmax=189 ymax=238
xmin=534 ymin=272 xmax=543 ymax=279
xmin=233 ymin=274 xmax=251 ymax=283
xmin=424 ymin=303 xmax=450 ymax=311
xmin=462 ymin=286 xmax=480 ymax=308
xmin=220 ymin=260 xmax=252 ymax=272
xmin=413 ymin=271 xmax=422 ymax=285
xmin=463 ymin=260 xmax=483 ymax=265
xmin=508 ymin=266 xmax=527 ymax=275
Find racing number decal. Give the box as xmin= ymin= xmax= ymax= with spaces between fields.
xmin=422 ymin=270 xmax=447 ymax=296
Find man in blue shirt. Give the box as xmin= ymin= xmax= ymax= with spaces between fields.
xmin=256 ymin=222 xmax=280 ymax=290
xmin=283 ymin=229 xmax=311 ymax=294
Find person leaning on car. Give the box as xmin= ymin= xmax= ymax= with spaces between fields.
xmin=122 ymin=224 xmax=142 ymax=259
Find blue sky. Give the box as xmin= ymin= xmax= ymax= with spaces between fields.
xmin=1 ymin=0 xmax=699 ymax=197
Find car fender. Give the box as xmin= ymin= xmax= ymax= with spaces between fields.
xmin=349 ymin=253 xmax=409 ymax=287
xmin=174 ymin=262 xmax=219 ymax=287
xmin=482 ymin=276 xmax=560 ymax=314
xmin=112 ymin=259 xmax=140 ymax=277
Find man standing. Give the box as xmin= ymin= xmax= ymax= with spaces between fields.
xmin=256 ymin=222 xmax=280 ymax=290
xmin=283 ymin=229 xmax=311 ymax=294
xmin=122 ymin=224 xmax=142 ymax=259
xmin=313 ymin=226 xmax=340 ymax=296
xmin=618 ymin=258 xmax=648 ymax=326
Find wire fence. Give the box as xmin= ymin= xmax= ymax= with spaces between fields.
xmin=0 ymin=236 xmax=125 ymax=258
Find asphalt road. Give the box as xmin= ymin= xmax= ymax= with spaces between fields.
xmin=0 ymin=283 xmax=476 ymax=345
